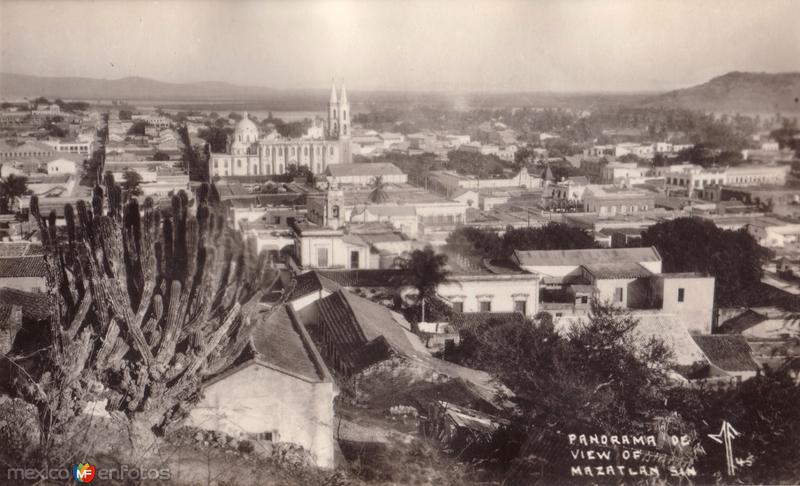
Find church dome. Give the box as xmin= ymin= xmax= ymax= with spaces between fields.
xmin=233 ymin=112 xmax=259 ymax=143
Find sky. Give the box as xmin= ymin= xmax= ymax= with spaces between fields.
xmin=1 ymin=0 xmax=799 ymax=93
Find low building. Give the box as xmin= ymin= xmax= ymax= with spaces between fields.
xmin=325 ymin=162 xmax=407 ymax=186
xmin=514 ymin=247 xmax=715 ymax=333
xmin=438 ymin=253 xmax=540 ymax=317
xmin=188 ymin=304 xmax=337 ymax=468
xmin=41 ymin=139 xmax=93 ymax=156
xmin=46 ymin=158 xmax=78 ymax=175
xmin=581 ymin=185 xmax=656 ymax=216
xmin=291 ymin=223 xmax=373 ymax=270
xmin=600 ymin=162 xmax=652 ymax=184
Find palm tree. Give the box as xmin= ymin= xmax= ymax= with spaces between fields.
xmin=367 ymin=175 xmax=389 ymax=204
xmin=0 ymin=174 xmax=28 ymax=213
xmin=396 ymin=245 xmax=450 ymax=323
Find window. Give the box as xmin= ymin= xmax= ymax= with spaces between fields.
xmin=678 ymin=288 xmax=685 ymax=302
xmin=614 ymin=287 xmax=623 ymax=303
xmin=304 ymin=146 xmax=308 ymax=156
xmin=332 ymin=205 xmax=340 ymax=218
xmin=479 ymin=301 xmax=492 ymax=312
xmin=580 ymin=296 xmax=589 ymax=304
xmin=514 ymin=300 xmax=526 ymax=315
xmin=350 ymin=251 xmax=360 ymax=269
xmin=250 ymin=432 xmax=273 ymax=441
xmin=452 ymin=302 xmax=463 ymax=313
xmin=330 ymin=146 xmax=334 ymax=155
xmin=272 ymin=216 xmax=281 ymax=225
xmin=317 ymin=248 xmax=329 ymax=267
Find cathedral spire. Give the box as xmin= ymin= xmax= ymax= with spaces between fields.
xmin=339 ymin=83 xmax=348 ymax=105
xmin=329 ymin=81 xmax=338 ymax=104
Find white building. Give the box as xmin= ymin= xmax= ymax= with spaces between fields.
xmin=209 ymin=84 xmax=352 ymax=178
xmin=189 ymin=305 xmax=337 ymax=468
xmin=325 ymin=162 xmax=407 ymax=186
xmin=46 ymin=158 xmax=78 ymax=175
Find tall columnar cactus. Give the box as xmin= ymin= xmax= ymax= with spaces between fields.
xmin=22 ymin=180 xmax=283 ymax=457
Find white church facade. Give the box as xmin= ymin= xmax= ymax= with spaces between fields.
xmin=209 ymin=84 xmax=352 ymax=178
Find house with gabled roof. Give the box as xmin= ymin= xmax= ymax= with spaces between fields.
xmin=188 ymin=304 xmax=337 ymax=468
xmin=691 ymin=335 xmax=760 ymax=380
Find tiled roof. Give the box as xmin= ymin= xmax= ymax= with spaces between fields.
xmin=317 ymin=289 xmax=416 ymax=371
xmin=0 ymin=242 xmax=43 ymax=257
xmin=691 ymin=335 xmax=760 ymax=372
xmin=629 ymin=314 xmax=708 ymax=366
xmin=316 ymin=269 xmax=412 ymax=288
xmin=289 ymin=271 xmax=342 ymax=300
xmin=718 ymin=310 xmax=768 ymax=334
xmin=327 ymin=162 xmax=404 ymax=178
xmin=0 ymin=256 xmax=47 ymax=278
xmin=450 ymin=312 xmax=525 ymax=332
xmin=249 ymin=305 xmax=326 ymax=382
xmin=0 ymin=289 xmax=50 ymax=321
xmin=514 ymin=246 xmax=660 ymax=267
xmin=0 ymin=305 xmax=18 ymax=331
xmin=583 ymin=262 xmax=652 ymax=279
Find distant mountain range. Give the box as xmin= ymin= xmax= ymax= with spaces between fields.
xmin=643 ymin=72 xmax=800 ymax=114
xmin=2 ymin=71 xmax=799 ymax=114
xmin=0 ymin=72 xmax=280 ymax=101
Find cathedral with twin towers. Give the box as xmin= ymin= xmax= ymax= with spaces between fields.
xmin=209 ymin=82 xmax=352 ymax=178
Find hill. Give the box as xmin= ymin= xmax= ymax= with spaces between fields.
xmin=0 ymin=72 xmax=279 ymax=101
xmin=644 ymin=71 xmax=800 ymax=114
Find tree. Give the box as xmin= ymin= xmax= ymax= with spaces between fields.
xmin=503 ymin=222 xmax=597 ymax=255
xmin=395 ymin=246 xmax=449 ymax=323
xmin=122 ymin=169 xmax=143 ymax=195
xmin=445 ymin=226 xmax=504 ymax=260
xmin=127 ymin=120 xmax=147 ymax=136
xmin=449 ymin=302 xmax=691 ymax=482
xmin=665 ymin=367 xmax=800 ymax=483
xmin=284 ymin=163 xmax=313 ymax=181
xmin=0 ymin=174 xmax=28 ymax=213
xmin=15 ymin=181 xmax=284 ymax=460
xmin=118 ymin=110 xmax=132 ymax=121
xmin=198 ymin=126 xmax=232 ymax=153
xmin=178 ymin=123 xmax=208 ymax=182
xmin=367 ymin=175 xmax=389 ymax=204
xmin=152 ymin=151 xmax=170 ymax=161
xmin=547 ymin=162 xmax=585 ymax=182
xmin=641 ymin=217 xmax=767 ymax=306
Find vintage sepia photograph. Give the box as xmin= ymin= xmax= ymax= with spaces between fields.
xmin=1 ymin=0 xmax=799 ymax=484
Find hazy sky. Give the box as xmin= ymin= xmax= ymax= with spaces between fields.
xmin=1 ymin=0 xmax=799 ymax=93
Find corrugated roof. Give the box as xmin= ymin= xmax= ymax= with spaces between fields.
xmin=583 ymin=262 xmax=652 ymax=279
xmin=0 ymin=256 xmax=47 ymax=278
xmin=515 ymin=246 xmax=660 ymax=267
xmin=691 ymin=335 xmax=760 ymax=372
xmin=327 ymin=162 xmax=404 ymax=178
